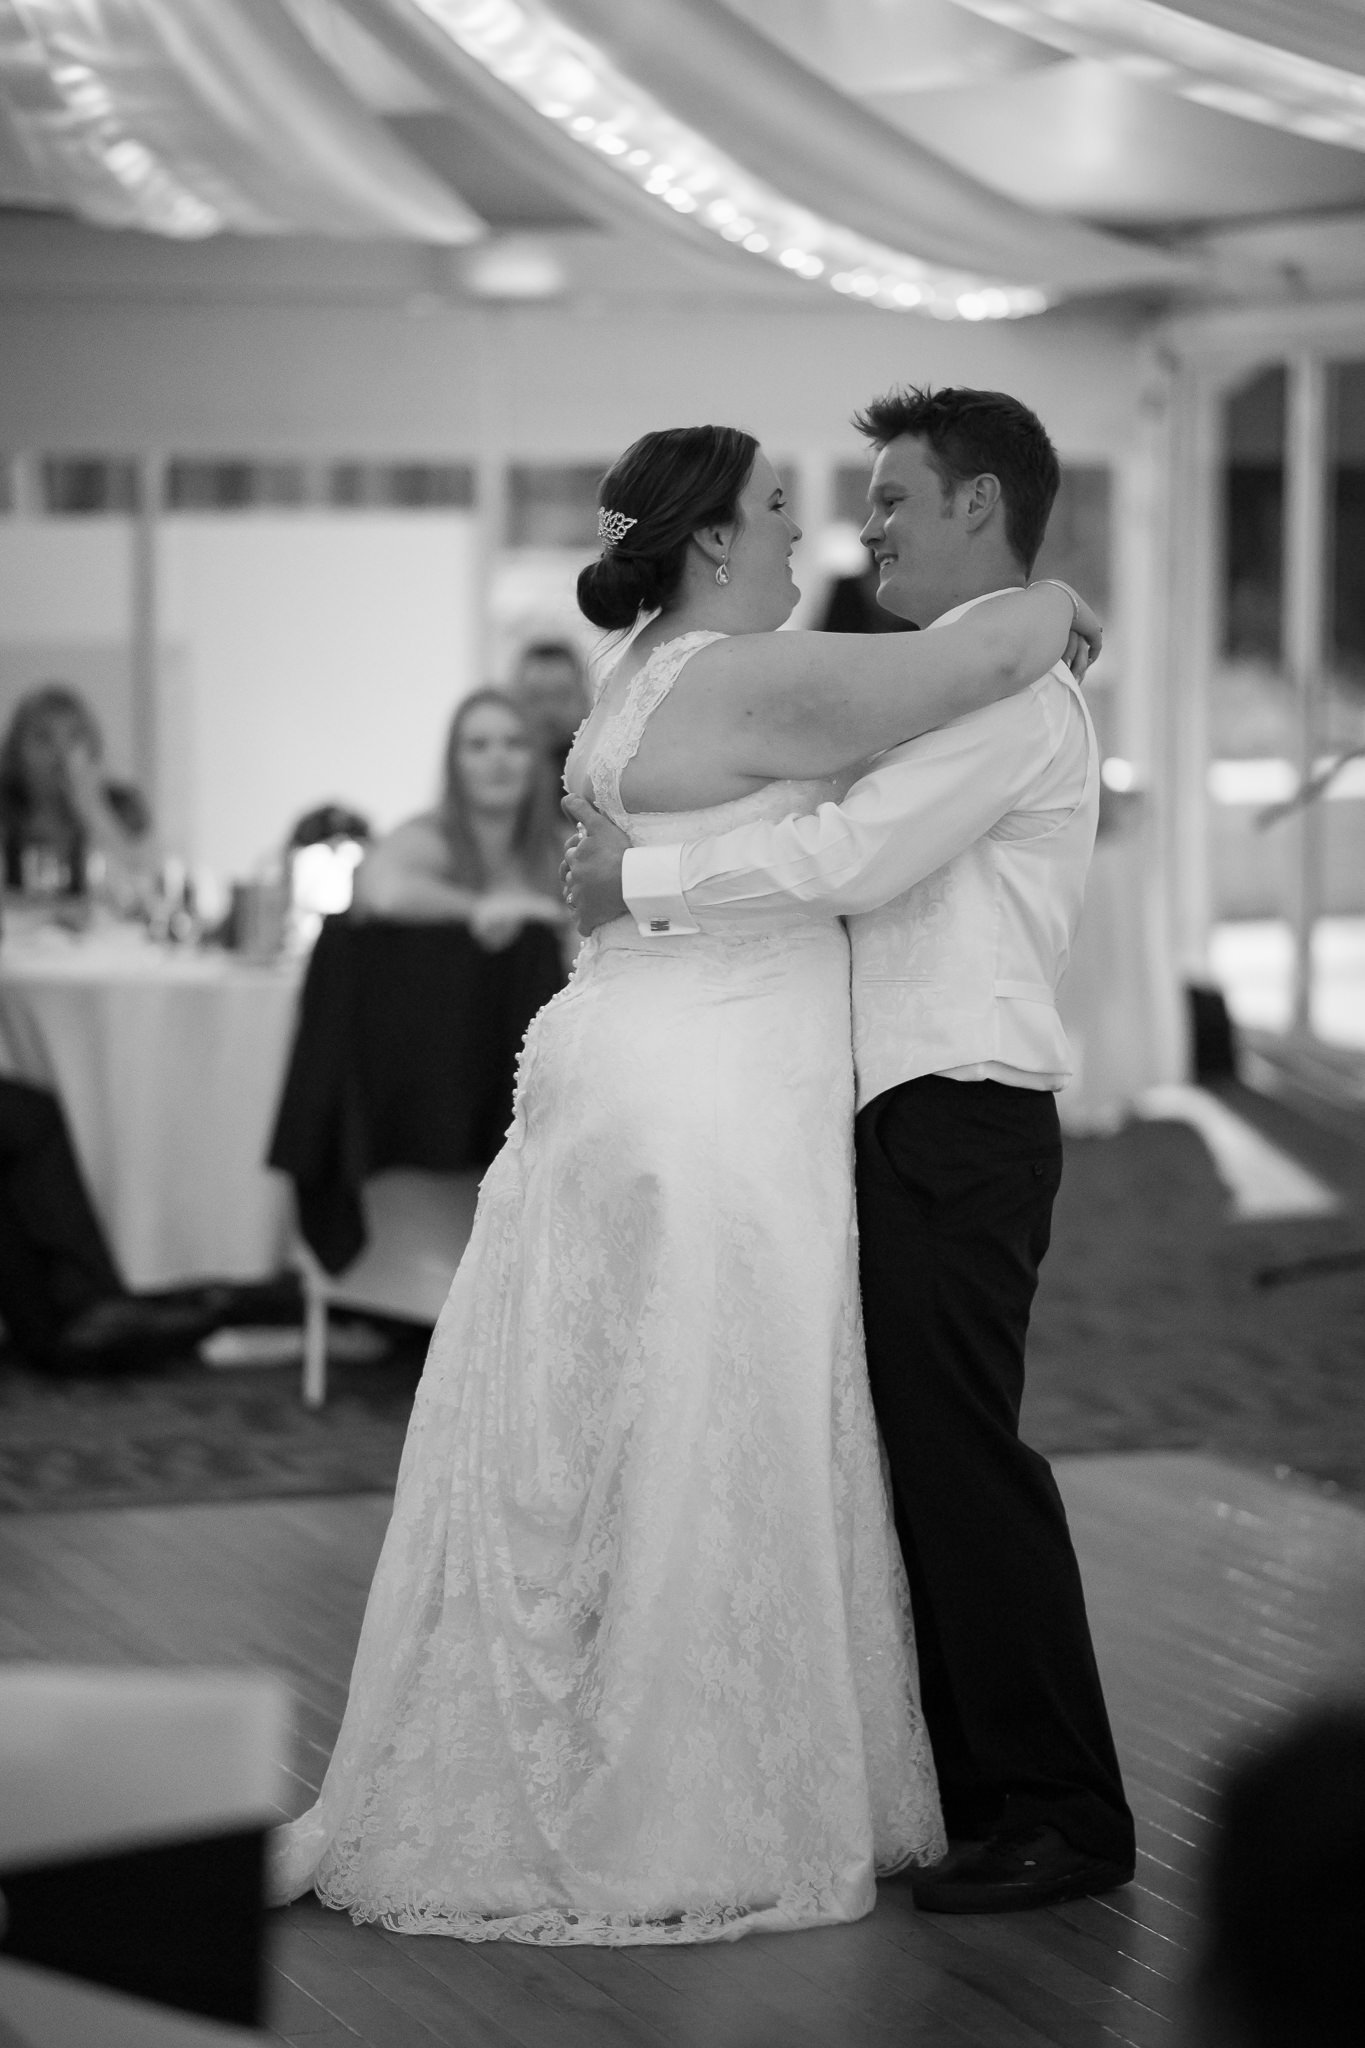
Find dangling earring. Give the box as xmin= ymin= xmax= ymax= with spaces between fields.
xmin=715 ymin=560 xmax=730 ymax=587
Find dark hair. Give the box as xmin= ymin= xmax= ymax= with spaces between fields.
xmin=853 ymin=385 xmax=1060 ymax=574
xmin=1193 ymin=1699 xmax=1365 ymax=2047
xmin=577 ymin=426 xmax=758 ymax=631
xmin=437 ymin=688 xmax=563 ymax=894
xmin=0 ymin=682 xmax=105 ymax=806
xmin=517 ymin=639 xmax=583 ymax=671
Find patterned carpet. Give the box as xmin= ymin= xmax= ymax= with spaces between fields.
xmin=1027 ymin=1108 xmax=1365 ymax=1504
xmin=2 ymin=1108 xmax=1361 ymax=1513
xmin=0 ymin=1329 xmax=428 ymax=1514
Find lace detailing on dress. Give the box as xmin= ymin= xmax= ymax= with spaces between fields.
xmin=269 ymin=626 xmax=945 ymax=1944
xmin=587 ymin=631 xmax=727 ymax=828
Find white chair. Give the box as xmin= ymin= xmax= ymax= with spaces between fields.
xmin=297 ymin=1166 xmax=480 ymax=1406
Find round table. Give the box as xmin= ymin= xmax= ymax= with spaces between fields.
xmin=0 ymin=923 xmax=303 ymax=1289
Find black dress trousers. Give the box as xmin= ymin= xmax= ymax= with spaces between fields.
xmin=0 ymin=1077 xmax=124 ymax=1358
xmin=854 ymin=1072 xmax=1135 ymax=1866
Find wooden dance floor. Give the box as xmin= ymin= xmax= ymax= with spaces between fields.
xmin=2 ymin=1452 xmax=1362 ymax=2048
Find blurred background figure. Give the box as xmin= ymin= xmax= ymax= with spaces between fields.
xmin=817 ymin=556 xmax=916 ymax=636
xmin=352 ymin=688 xmax=570 ymax=958
xmin=0 ymin=1075 xmax=227 ymax=1371
xmin=1057 ymin=772 xmax=1184 ymax=1134
xmin=506 ymin=638 xmax=592 ymax=784
xmin=1186 ymin=1698 xmax=1365 ymax=2048
xmin=0 ymin=684 xmax=150 ymax=905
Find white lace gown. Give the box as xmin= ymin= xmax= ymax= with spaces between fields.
xmin=271 ymin=633 xmax=944 ymax=1943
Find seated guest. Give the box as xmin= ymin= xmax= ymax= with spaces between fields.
xmin=506 ymin=638 xmax=591 ymax=783
xmin=352 ymin=689 xmax=569 ymax=952
xmin=0 ymin=684 xmax=150 ymax=901
xmin=0 ymin=1077 xmax=225 ymax=1370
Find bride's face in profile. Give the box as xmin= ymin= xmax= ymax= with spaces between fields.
xmin=723 ymin=450 xmax=802 ymax=630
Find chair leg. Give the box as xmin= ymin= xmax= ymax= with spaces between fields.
xmin=302 ymin=1281 xmax=328 ymax=1408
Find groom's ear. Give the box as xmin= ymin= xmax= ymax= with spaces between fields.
xmin=961 ymin=472 xmax=1003 ymax=533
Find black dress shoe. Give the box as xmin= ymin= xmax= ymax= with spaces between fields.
xmin=49 ymin=1294 xmax=222 ymax=1370
xmin=907 ymin=1825 xmax=1134 ymax=1914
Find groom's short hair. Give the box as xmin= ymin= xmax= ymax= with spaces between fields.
xmin=853 ymin=385 xmax=1060 ymax=574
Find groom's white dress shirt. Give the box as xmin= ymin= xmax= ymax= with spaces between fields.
xmin=621 ymin=594 xmax=1100 ymax=1112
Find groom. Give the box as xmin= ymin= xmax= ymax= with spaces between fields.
xmin=563 ymin=385 xmax=1136 ymax=1913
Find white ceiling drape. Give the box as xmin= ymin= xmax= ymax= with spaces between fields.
xmin=0 ymin=0 xmax=1362 ymax=313
xmin=1146 ymin=1 xmax=1365 ymax=74
xmin=949 ymin=0 xmax=1365 ymax=151
xmin=549 ymin=0 xmax=1187 ymax=296
xmin=0 ymin=0 xmax=483 ymax=238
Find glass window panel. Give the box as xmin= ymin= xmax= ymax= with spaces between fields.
xmin=833 ymin=461 xmax=871 ymax=527
xmin=166 ymin=460 xmax=308 ymax=509
xmin=1314 ymin=360 xmax=1365 ymax=1047
xmin=40 ymin=457 xmax=139 ymax=514
xmin=1211 ymin=364 xmax=1293 ymax=1038
xmin=507 ymin=465 xmax=605 ymax=548
xmin=1033 ymin=466 xmax=1111 ymax=614
xmin=1223 ymin=367 xmax=1285 ymax=672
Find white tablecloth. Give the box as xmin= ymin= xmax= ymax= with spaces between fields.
xmin=0 ymin=926 xmax=303 ymax=1289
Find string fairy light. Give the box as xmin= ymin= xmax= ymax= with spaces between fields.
xmin=409 ymin=0 xmax=1049 ymax=320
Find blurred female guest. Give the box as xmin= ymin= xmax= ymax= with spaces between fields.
xmin=352 ymin=689 xmax=569 ymax=953
xmin=0 ymin=684 xmax=150 ymax=899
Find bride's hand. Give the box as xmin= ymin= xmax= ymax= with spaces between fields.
xmin=561 ymin=795 xmax=631 ymax=935
xmin=1039 ymin=580 xmax=1102 ymax=683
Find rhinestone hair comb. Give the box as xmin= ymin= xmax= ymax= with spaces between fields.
xmin=597 ymin=507 xmax=638 ymax=548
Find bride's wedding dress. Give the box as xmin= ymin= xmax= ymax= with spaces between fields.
xmin=271 ymin=632 xmax=944 ymax=1942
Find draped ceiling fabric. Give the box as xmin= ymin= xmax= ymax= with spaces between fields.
xmin=547 ymin=0 xmax=1187 ymax=297
xmin=0 ymin=0 xmax=1363 ymax=313
xmin=0 ymin=0 xmax=482 ymax=238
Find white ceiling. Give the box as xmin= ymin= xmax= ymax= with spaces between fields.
xmin=0 ymin=0 xmax=1362 ymax=315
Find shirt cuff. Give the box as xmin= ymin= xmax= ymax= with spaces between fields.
xmin=621 ymin=843 xmax=699 ymax=936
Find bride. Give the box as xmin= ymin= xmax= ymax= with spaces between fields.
xmin=271 ymin=425 xmax=1093 ymax=1945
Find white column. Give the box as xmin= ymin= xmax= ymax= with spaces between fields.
xmin=1158 ymin=356 xmax=1222 ymax=979
xmin=474 ymin=453 xmax=508 ymax=682
xmin=130 ymin=453 xmax=162 ymax=832
xmin=1283 ymin=354 xmax=1329 ymax=1035
xmin=788 ymin=451 xmax=835 ymax=628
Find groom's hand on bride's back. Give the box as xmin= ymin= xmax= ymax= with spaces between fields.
xmin=561 ymin=796 xmax=631 ymax=934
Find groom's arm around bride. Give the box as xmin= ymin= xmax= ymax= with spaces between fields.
xmin=565 ymin=384 xmax=1137 ymax=1915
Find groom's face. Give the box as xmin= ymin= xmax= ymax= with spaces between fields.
xmin=859 ymin=435 xmax=975 ymax=627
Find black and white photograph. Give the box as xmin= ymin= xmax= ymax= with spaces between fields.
xmin=0 ymin=5 xmax=1362 ymax=2045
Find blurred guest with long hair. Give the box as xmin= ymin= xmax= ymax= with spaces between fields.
xmin=0 ymin=684 xmax=149 ymax=899
xmin=352 ymin=689 xmax=569 ymax=952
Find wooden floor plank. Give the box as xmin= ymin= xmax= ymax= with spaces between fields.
xmin=3 ymin=1451 xmax=1362 ymax=2048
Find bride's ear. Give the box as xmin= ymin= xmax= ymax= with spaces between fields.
xmin=691 ymin=521 xmax=732 ymax=571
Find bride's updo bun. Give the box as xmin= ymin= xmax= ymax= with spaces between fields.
xmin=577 ymin=425 xmax=758 ymax=631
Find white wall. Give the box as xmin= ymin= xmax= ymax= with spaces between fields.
xmin=0 ymin=298 xmax=1139 ymax=462
xmin=0 ymin=523 xmax=135 ymax=776
xmin=0 ymin=289 xmax=1145 ymax=877
xmin=157 ymin=515 xmax=479 ymax=879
